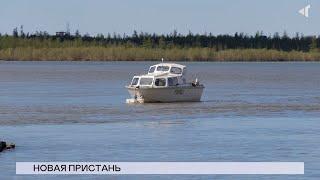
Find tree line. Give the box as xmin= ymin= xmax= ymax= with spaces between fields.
xmin=0 ymin=27 xmax=319 ymax=52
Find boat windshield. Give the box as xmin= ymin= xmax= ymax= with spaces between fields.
xmin=148 ymin=66 xmax=156 ymax=73
xmin=170 ymin=67 xmax=182 ymax=74
xmin=131 ymin=77 xmax=139 ymax=86
xmin=156 ymin=66 xmax=170 ymax=72
xmin=139 ymin=77 xmax=153 ymax=86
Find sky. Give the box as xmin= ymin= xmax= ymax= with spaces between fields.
xmin=0 ymin=0 xmax=319 ymax=36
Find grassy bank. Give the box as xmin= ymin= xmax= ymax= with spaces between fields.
xmin=1 ymin=47 xmax=319 ymax=61
xmin=1 ymin=30 xmax=319 ymax=61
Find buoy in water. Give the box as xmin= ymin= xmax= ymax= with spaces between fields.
xmin=7 ymin=143 xmax=15 ymax=149
xmin=0 ymin=141 xmax=15 ymax=152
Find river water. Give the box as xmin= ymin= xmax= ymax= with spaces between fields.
xmin=0 ymin=61 xmax=319 ymax=179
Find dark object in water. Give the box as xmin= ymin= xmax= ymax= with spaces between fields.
xmin=0 ymin=141 xmax=6 ymax=152
xmin=0 ymin=141 xmax=15 ymax=152
xmin=7 ymin=143 xmax=15 ymax=149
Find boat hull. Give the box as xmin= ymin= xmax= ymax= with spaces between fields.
xmin=127 ymin=85 xmax=204 ymax=103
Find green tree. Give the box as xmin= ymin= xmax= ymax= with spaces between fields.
xmin=13 ymin=27 xmax=18 ymax=38
xmin=20 ymin=25 xmax=25 ymax=38
xmin=142 ymin=37 xmax=152 ymax=48
xmin=309 ymin=36 xmax=318 ymax=52
xmin=158 ymin=36 xmax=166 ymax=49
xmin=75 ymin=30 xmax=81 ymax=38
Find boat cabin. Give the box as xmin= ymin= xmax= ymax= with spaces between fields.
xmin=130 ymin=63 xmax=187 ymax=87
xmin=147 ymin=63 xmax=186 ymax=76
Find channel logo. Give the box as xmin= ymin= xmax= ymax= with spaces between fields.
xmin=298 ymin=4 xmax=311 ymax=18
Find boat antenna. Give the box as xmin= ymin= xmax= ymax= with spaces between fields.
xmin=161 ymin=58 xmax=164 ymax=63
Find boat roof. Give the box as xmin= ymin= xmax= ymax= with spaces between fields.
xmin=134 ymin=73 xmax=181 ymax=78
xmin=132 ymin=62 xmax=186 ymax=79
xmin=150 ymin=63 xmax=186 ymax=69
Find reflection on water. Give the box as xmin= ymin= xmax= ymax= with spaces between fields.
xmin=1 ymin=101 xmax=319 ymax=125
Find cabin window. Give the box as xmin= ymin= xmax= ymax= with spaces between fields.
xmin=139 ymin=78 xmax=153 ymax=86
xmin=155 ymin=78 xmax=166 ymax=86
xmin=148 ymin=66 xmax=155 ymax=73
xmin=170 ymin=67 xmax=182 ymax=74
xmin=156 ymin=66 xmax=170 ymax=72
xmin=131 ymin=77 xmax=139 ymax=86
xmin=168 ymin=77 xmax=179 ymax=86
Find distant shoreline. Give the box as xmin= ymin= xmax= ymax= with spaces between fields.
xmin=1 ymin=31 xmax=319 ymax=62
xmin=0 ymin=47 xmax=319 ymax=61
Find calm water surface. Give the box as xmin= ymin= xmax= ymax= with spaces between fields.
xmin=0 ymin=61 xmax=319 ymax=179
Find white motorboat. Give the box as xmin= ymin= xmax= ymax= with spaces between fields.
xmin=126 ymin=61 xmax=204 ymax=103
